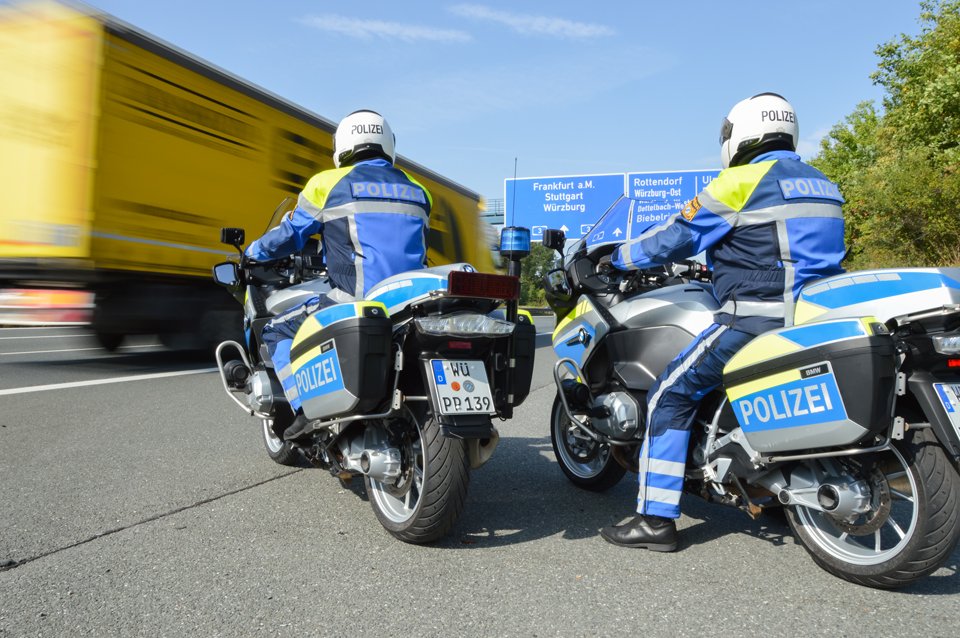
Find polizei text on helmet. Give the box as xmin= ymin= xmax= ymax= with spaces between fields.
xmin=761 ymin=110 xmax=795 ymax=123
xmin=351 ymin=123 xmax=384 ymax=135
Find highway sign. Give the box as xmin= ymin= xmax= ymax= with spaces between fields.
xmin=504 ymin=169 xmax=720 ymax=241
xmin=626 ymin=169 xmax=720 ymax=223
xmin=504 ymin=173 xmax=625 ymax=240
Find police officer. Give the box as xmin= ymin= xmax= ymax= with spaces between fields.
xmin=600 ymin=93 xmax=846 ymax=551
xmin=245 ymin=110 xmax=432 ymax=439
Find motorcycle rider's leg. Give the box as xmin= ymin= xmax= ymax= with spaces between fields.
xmin=602 ymin=324 xmax=753 ymax=550
xmin=260 ymin=295 xmax=330 ymax=439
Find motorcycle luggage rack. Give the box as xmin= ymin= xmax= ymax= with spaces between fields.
xmin=217 ymin=338 xmax=407 ymax=436
xmin=702 ymin=394 xmax=897 ymax=469
xmin=299 ymin=345 xmax=406 ymax=435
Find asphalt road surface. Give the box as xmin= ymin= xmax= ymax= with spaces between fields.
xmin=1 ymin=324 xmax=958 ymax=637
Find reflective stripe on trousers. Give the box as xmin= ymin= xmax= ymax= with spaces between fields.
xmin=637 ymin=324 xmax=754 ymax=518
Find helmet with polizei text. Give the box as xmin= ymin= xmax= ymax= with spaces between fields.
xmin=719 ymin=93 xmax=798 ymax=169
xmin=333 ymin=110 xmax=396 ymax=168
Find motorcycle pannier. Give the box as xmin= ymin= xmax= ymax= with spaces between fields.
xmin=289 ymin=302 xmax=393 ymax=420
xmin=722 ymin=318 xmax=897 ymax=453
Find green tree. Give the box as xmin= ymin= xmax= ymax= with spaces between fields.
xmin=874 ymin=0 xmax=960 ymax=163
xmin=812 ymin=0 xmax=960 ymax=268
xmin=518 ymin=243 xmax=557 ymax=306
xmin=811 ymin=102 xmax=881 ymax=264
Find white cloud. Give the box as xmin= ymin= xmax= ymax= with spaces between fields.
xmin=448 ymin=4 xmax=615 ymax=39
xmin=299 ymin=15 xmax=471 ymax=43
xmin=796 ymin=126 xmax=831 ymax=160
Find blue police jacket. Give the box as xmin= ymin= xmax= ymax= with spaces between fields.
xmin=246 ymin=158 xmax=433 ymax=298
xmin=612 ymin=151 xmax=846 ymax=333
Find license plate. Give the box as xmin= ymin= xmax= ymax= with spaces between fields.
xmin=933 ymin=383 xmax=960 ymax=437
xmin=428 ymin=359 xmax=495 ymax=415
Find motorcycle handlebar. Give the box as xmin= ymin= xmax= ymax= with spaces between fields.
xmin=591 ymin=257 xmax=711 ymax=288
xmin=675 ymin=260 xmax=711 ymax=281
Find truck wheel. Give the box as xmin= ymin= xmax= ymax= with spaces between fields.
xmin=787 ymin=427 xmax=960 ymax=589
xmin=94 ymin=330 xmax=125 ymax=352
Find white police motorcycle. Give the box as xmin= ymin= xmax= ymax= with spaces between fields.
xmin=541 ymin=197 xmax=960 ymax=589
xmin=212 ymin=200 xmax=536 ymax=543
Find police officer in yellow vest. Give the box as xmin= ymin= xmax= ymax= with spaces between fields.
xmin=245 ymin=110 xmax=433 ymax=439
xmin=600 ymin=93 xmax=846 ymax=551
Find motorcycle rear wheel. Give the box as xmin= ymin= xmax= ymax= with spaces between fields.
xmin=550 ymin=395 xmax=626 ymax=492
xmin=787 ymin=427 xmax=960 ymax=589
xmin=366 ymin=406 xmax=469 ymax=543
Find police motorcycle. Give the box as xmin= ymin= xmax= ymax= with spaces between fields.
xmin=540 ymin=196 xmax=960 ymax=589
xmin=211 ymin=199 xmax=536 ymax=543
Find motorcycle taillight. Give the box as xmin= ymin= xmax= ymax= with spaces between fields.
xmin=447 ymin=271 xmax=519 ymax=300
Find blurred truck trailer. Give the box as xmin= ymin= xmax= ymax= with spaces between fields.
xmin=0 ymin=1 xmax=493 ymax=350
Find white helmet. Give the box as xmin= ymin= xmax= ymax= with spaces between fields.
xmin=719 ymin=93 xmax=798 ymax=169
xmin=333 ymin=110 xmax=396 ymax=168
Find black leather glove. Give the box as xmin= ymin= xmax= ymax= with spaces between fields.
xmin=597 ymin=253 xmax=616 ymax=275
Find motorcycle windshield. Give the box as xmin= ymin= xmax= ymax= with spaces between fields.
xmin=578 ymin=195 xmax=664 ymax=255
xmin=263 ymin=196 xmax=298 ymax=234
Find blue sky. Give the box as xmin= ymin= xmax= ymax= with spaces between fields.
xmin=62 ymin=1 xmax=924 ymax=200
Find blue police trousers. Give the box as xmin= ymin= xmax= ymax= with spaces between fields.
xmin=636 ymin=323 xmax=755 ymax=519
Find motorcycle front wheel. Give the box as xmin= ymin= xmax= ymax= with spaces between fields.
xmin=365 ymin=405 xmax=469 ymax=543
xmin=550 ymin=395 xmax=626 ymax=492
xmin=787 ymin=427 xmax=960 ymax=589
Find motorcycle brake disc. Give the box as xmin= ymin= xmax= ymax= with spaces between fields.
xmin=381 ymin=431 xmax=417 ymax=499
xmin=564 ymin=424 xmax=601 ymax=463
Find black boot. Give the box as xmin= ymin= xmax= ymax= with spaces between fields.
xmin=600 ymin=514 xmax=678 ymax=552
xmin=282 ymin=411 xmax=311 ymax=441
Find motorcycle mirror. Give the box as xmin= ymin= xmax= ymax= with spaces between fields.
xmin=542 ymin=229 xmax=566 ymax=252
xmin=220 ymin=227 xmax=245 ymax=248
xmin=212 ymin=261 xmax=240 ymax=287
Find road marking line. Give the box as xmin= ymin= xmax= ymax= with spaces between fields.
xmin=0 ymin=334 xmax=82 ymax=340
xmin=0 ymin=345 xmax=157 ymax=356
xmin=0 ymin=367 xmax=218 ymax=396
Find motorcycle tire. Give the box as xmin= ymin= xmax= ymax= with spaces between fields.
xmin=787 ymin=427 xmax=960 ymax=589
xmin=550 ymin=395 xmax=626 ymax=492
xmin=365 ymin=406 xmax=469 ymax=543
xmin=261 ymin=417 xmax=301 ymax=467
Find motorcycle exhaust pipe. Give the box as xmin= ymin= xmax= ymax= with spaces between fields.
xmin=359 ymin=448 xmax=402 ymax=483
xmin=468 ymin=430 xmax=500 ymax=469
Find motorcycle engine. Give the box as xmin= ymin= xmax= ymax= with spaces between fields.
xmin=590 ymin=391 xmax=642 ymax=440
xmin=248 ymin=369 xmax=280 ymax=413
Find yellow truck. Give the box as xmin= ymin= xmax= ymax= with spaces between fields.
xmin=0 ymin=2 xmax=493 ymax=349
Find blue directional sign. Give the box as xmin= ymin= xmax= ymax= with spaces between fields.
xmin=504 ymin=173 xmax=625 ymax=241
xmin=625 ymin=169 xmax=720 ymax=222
xmin=504 ymin=168 xmax=720 ymax=242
